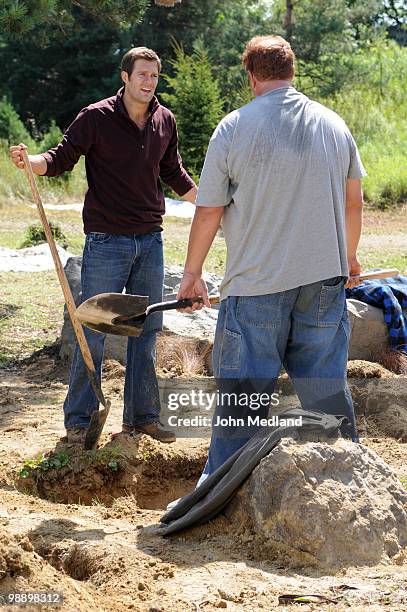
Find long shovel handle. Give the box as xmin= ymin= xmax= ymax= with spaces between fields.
xmin=21 ymin=149 xmax=109 ymax=410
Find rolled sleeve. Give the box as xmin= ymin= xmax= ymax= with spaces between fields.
xmin=159 ymin=118 xmax=195 ymax=195
xmin=43 ymin=108 xmax=95 ymax=177
xmin=196 ymin=120 xmax=233 ymax=207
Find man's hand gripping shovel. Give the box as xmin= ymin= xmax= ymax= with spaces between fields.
xmin=21 ymin=149 xmax=110 ymax=450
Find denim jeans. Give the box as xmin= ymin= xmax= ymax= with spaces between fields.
xmin=198 ymin=277 xmax=358 ymax=484
xmin=64 ymin=231 xmax=164 ymax=429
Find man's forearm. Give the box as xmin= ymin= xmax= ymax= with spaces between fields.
xmin=184 ymin=206 xmax=224 ymax=275
xmin=181 ymin=185 xmax=197 ymax=204
xmin=28 ymin=154 xmax=48 ymax=176
xmin=345 ymin=206 xmax=363 ymax=261
xmin=345 ymin=179 xmax=364 ymax=262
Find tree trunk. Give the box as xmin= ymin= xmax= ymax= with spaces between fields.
xmin=283 ymin=0 xmax=294 ymax=44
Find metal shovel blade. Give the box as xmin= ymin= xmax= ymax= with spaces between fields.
xmin=76 ymin=293 xmax=149 ymax=337
xmin=84 ymin=403 xmax=111 ymax=450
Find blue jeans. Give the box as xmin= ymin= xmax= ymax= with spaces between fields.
xmin=64 ymin=232 xmax=164 ymax=430
xmin=198 ymin=277 xmax=358 ymax=483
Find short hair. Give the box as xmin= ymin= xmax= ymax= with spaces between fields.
xmin=121 ymin=47 xmax=162 ymax=76
xmin=242 ymin=35 xmax=295 ymax=81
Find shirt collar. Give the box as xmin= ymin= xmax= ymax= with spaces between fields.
xmin=115 ymin=86 xmax=160 ymax=119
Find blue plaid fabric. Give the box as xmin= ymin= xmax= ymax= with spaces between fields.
xmin=346 ymin=275 xmax=407 ymax=352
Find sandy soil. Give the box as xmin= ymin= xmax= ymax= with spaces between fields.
xmin=1 ymin=351 xmax=407 ymax=611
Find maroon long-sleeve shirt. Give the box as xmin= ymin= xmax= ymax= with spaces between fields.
xmin=42 ymin=88 xmax=195 ymax=235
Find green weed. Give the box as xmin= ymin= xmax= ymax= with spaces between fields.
xmin=87 ymin=446 xmax=125 ymax=472
xmin=19 ymin=451 xmax=70 ymax=478
xmin=141 ymin=450 xmax=158 ymax=462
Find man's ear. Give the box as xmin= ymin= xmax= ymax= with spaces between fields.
xmin=121 ymin=70 xmax=129 ymax=85
xmin=248 ymin=71 xmax=256 ymax=92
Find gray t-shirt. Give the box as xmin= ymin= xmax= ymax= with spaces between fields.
xmin=196 ymin=86 xmax=366 ymax=299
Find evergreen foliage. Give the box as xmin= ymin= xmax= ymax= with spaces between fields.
xmin=39 ymin=119 xmax=63 ymax=151
xmin=0 ymin=0 xmax=149 ymax=36
xmin=0 ymin=96 xmax=32 ymax=144
xmin=162 ymin=42 xmax=225 ymax=178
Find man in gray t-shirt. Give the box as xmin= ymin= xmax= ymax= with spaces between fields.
xmin=178 ymin=35 xmax=365 ymax=481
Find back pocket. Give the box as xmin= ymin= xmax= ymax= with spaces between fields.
xmin=318 ymin=277 xmax=345 ymax=327
xmin=219 ymin=329 xmax=241 ymax=370
xmin=236 ymin=294 xmax=283 ymax=328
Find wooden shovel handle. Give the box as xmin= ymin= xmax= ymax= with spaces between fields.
xmin=355 ymin=269 xmax=399 ymax=281
xmin=21 ymin=149 xmax=109 ymax=409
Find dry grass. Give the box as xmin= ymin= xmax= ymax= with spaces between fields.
xmin=371 ymin=348 xmax=407 ymax=375
xmin=156 ymin=334 xmax=213 ymax=377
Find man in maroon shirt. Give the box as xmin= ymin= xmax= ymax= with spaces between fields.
xmin=10 ymin=47 xmax=197 ymax=445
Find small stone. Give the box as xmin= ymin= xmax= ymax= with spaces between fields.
xmin=138 ymin=581 xmax=146 ymax=591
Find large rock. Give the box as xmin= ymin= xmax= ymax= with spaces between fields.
xmin=225 ymin=438 xmax=407 ymax=568
xmin=60 ymin=257 xmax=221 ymax=364
xmin=347 ymin=298 xmax=388 ymax=360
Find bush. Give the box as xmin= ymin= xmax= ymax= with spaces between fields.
xmin=39 ymin=119 xmax=71 ymax=183
xmin=320 ymin=41 xmax=407 ymax=208
xmin=0 ymin=96 xmax=32 ymax=145
xmin=39 ymin=119 xmax=63 ymax=151
xmin=21 ymin=222 xmax=68 ymax=249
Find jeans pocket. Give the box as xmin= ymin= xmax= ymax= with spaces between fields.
xmin=87 ymin=232 xmax=112 ymax=244
xmin=236 ymin=294 xmax=283 ymax=328
xmin=219 ymin=328 xmax=241 ymax=370
xmin=151 ymin=231 xmax=163 ymax=244
xmin=318 ymin=277 xmax=345 ymax=327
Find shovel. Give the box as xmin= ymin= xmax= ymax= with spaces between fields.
xmin=75 ymin=268 xmax=399 ymax=338
xmin=22 ymin=149 xmax=110 ymax=450
xmin=76 ymin=293 xmax=221 ymax=336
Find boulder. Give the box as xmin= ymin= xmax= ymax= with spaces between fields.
xmin=60 ymin=258 xmax=221 ymax=364
xmin=347 ymin=298 xmax=388 ymax=360
xmin=225 ymin=438 xmax=407 ymax=568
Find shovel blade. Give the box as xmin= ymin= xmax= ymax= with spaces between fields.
xmin=76 ymin=293 xmax=149 ymax=337
xmin=84 ymin=402 xmax=111 ymax=450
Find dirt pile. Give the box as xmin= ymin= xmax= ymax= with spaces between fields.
xmin=0 ymin=526 xmax=32 ymax=581
xmin=2 ymin=349 xmax=407 ymax=609
xmin=30 ymin=537 xmax=181 ymax=610
xmin=346 ymin=364 xmax=407 ymax=439
xmin=15 ymin=435 xmax=207 ymax=508
xmin=347 ymin=359 xmax=397 ymax=378
xmin=0 ymin=522 xmax=104 ymax=611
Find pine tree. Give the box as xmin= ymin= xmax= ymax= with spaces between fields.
xmin=162 ymin=42 xmax=224 ymax=178
xmin=0 ymin=0 xmax=149 ymax=36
